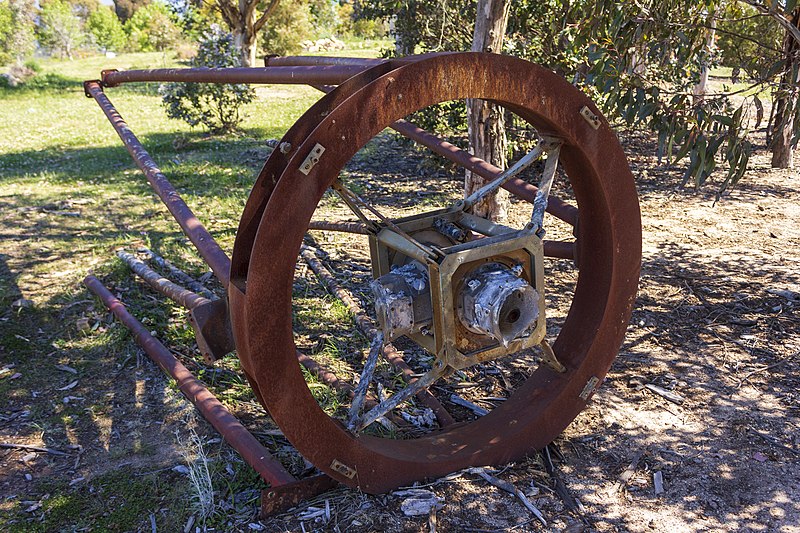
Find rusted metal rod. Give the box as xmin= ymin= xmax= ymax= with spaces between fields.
xmin=101 ymin=66 xmax=367 ymax=87
xmin=299 ymin=245 xmax=455 ymax=427
xmin=390 ymin=120 xmax=580 ymax=226
xmin=312 ymin=81 xmax=579 ymax=226
xmin=307 ymin=220 xmax=370 ymax=234
xmin=83 ymin=275 xmax=295 ymax=487
xmin=84 ymin=81 xmax=231 ymax=286
xmin=117 ymin=251 xmax=211 ymax=310
xmin=265 ymin=56 xmax=384 ymax=68
xmin=543 ymin=240 xmax=576 ymax=260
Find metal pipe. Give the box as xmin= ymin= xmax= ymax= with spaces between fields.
xmin=117 ymin=251 xmax=211 ymax=310
xmin=83 ymin=275 xmax=296 ymax=487
xmin=265 ymin=56 xmax=384 ymax=68
xmin=390 ymin=120 xmax=580 ymax=226
xmin=543 ymin=240 xmax=575 ymax=260
xmin=101 ymin=66 xmax=367 ymax=87
xmin=84 ymin=81 xmax=231 ymax=285
xmin=307 ymin=220 xmax=370 ymax=235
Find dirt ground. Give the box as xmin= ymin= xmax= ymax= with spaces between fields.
xmin=2 ymin=117 xmax=799 ymax=531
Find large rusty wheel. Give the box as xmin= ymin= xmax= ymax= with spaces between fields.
xmin=228 ymin=53 xmax=641 ymax=493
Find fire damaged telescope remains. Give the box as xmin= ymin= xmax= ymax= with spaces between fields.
xmin=82 ymin=52 xmax=641 ymax=511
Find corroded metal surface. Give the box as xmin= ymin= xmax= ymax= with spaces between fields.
xmin=230 ymin=52 xmax=641 ymax=493
xmin=83 ymin=275 xmax=296 ymax=487
xmin=86 ymin=52 xmax=640 ymax=497
xmin=84 ymin=81 xmax=231 ymax=285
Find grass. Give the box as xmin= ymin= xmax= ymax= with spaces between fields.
xmin=0 ymin=42 xmax=384 ymax=531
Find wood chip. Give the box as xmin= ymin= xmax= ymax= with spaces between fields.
xmin=653 ymin=471 xmax=664 ymax=495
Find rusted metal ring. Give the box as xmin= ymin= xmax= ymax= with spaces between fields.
xmin=230 ymin=52 xmax=641 ymax=493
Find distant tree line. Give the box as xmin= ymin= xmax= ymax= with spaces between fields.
xmin=0 ymin=0 xmax=386 ymax=66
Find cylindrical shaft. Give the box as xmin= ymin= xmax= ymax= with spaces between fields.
xmin=390 ymin=120 xmax=579 ymax=226
xmin=84 ymin=81 xmax=231 ymax=285
xmin=102 ymin=66 xmax=367 ymax=87
xmin=543 ymin=240 xmax=576 ymax=260
xmin=265 ymin=56 xmax=384 ymax=68
xmin=84 ymin=275 xmax=295 ymax=487
xmin=117 ymin=251 xmax=210 ymax=310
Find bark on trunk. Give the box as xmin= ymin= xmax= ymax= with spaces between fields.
xmin=770 ymin=9 xmax=800 ymax=169
xmin=221 ymin=0 xmax=280 ymax=67
xmin=465 ymin=0 xmax=511 ymax=222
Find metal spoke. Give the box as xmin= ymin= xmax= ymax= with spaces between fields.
xmin=349 ymin=366 xmax=446 ymax=433
xmin=529 ymin=144 xmax=562 ymax=236
xmin=332 ymin=179 xmax=443 ymax=263
xmin=347 ymin=332 xmax=385 ymax=431
xmin=459 ymin=141 xmax=547 ymax=211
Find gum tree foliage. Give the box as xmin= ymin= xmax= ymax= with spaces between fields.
xmin=125 ymin=1 xmax=182 ymax=52
xmin=37 ymin=0 xmax=84 ymax=59
xmin=86 ymin=5 xmax=127 ymax=51
xmin=160 ymin=25 xmax=255 ymax=134
xmin=361 ymin=0 xmax=800 ymax=193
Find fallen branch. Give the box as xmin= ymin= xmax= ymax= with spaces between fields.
xmin=0 ymin=442 xmax=69 ymax=456
xmin=449 ymin=394 xmax=489 ymax=416
xmin=737 ymin=351 xmax=799 ymax=388
xmin=644 ymin=383 xmax=685 ymax=405
xmin=468 ymin=467 xmax=547 ymax=527
xmin=543 ymin=445 xmax=589 ymax=524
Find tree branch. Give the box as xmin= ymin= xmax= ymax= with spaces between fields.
xmin=254 ymin=0 xmax=281 ymax=33
xmin=739 ymin=1 xmax=800 ymax=45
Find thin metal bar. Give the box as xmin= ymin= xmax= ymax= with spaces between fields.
xmin=462 ymin=142 xmax=545 ymax=210
xmin=101 ymin=65 xmax=367 ymax=87
xmin=84 ymin=275 xmax=295 ymax=487
xmin=347 ymin=332 xmax=384 ymax=430
xmin=332 ymin=179 xmax=442 ymax=261
xmin=530 ymin=144 xmax=562 ymax=233
xmin=84 ymin=81 xmax=231 ymax=285
xmin=117 ymin=251 xmax=210 ymax=310
xmin=352 ymin=367 xmax=444 ymax=432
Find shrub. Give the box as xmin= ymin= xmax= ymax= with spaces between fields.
xmin=160 ymin=25 xmax=254 ymax=134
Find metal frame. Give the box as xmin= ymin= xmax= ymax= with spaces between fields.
xmin=82 ymin=51 xmax=641 ymax=500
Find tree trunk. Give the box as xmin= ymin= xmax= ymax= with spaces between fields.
xmin=465 ymin=0 xmax=511 ymax=222
xmin=232 ymin=2 xmax=257 ymax=67
xmin=770 ymin=8 xmax=800 ymax=169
